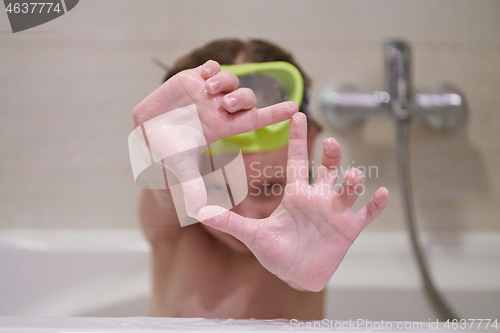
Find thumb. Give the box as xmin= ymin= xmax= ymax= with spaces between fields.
xmin=198 ymin=208 xmax=259 ymax=246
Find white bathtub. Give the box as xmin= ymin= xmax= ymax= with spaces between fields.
xmin=0 ymin=229 xmax=499 ymax=329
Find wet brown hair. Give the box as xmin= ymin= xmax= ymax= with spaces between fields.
xmin=164 ymin=38 xmax=311 ymax=87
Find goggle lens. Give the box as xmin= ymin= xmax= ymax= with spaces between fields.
xmin=237 ymin=74 xmax=288 ymax=109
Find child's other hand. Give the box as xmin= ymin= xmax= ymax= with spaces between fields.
xmin=132 ymin=60 xmax=298 ymax=143
xmin=200 ymin=112 xmax=389 ymax=292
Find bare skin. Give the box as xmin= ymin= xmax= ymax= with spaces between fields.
xmin=133 ymin=60 xmax=389 ymax=319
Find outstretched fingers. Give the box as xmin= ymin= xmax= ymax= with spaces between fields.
xmin=286 ymin=112 xmax=309 ymax=186
xmin=314 ymin=138 xmax=342 ymax=191
xmin=355 ymin=187 xmax=389 ymax=228
xmin=334 ymin=168 xmax=365 ymax=210
xmin=225 ymin=101 xmax=298 ymax=138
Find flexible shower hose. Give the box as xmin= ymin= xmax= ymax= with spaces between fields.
xmin=396 ymin=118 xmax=460 ymax=321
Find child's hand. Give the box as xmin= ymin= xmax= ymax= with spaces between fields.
xmin=199 ymin=112 xmax=389 ymax=292
xmin=132 ymin=60 xmax=297 ymax=142
xmin=132 ymin=60 xmax=298 ymax=218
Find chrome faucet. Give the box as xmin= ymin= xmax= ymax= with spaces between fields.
xmin=321 ymin=39 xmax=467 ymax=131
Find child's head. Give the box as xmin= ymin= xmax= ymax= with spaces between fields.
xmin=166 ymin=39 xmax=321 ymax=252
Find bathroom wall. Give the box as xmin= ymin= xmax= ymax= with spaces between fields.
xmin=1 ymin=0 xmax=499 ymax=233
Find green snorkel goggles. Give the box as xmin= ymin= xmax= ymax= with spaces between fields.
xmin=212 ymin=61 xmax=305 ymax=154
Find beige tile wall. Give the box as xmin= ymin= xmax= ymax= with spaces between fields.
xmin=1 ymin=0 xmax=499 ymax=232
